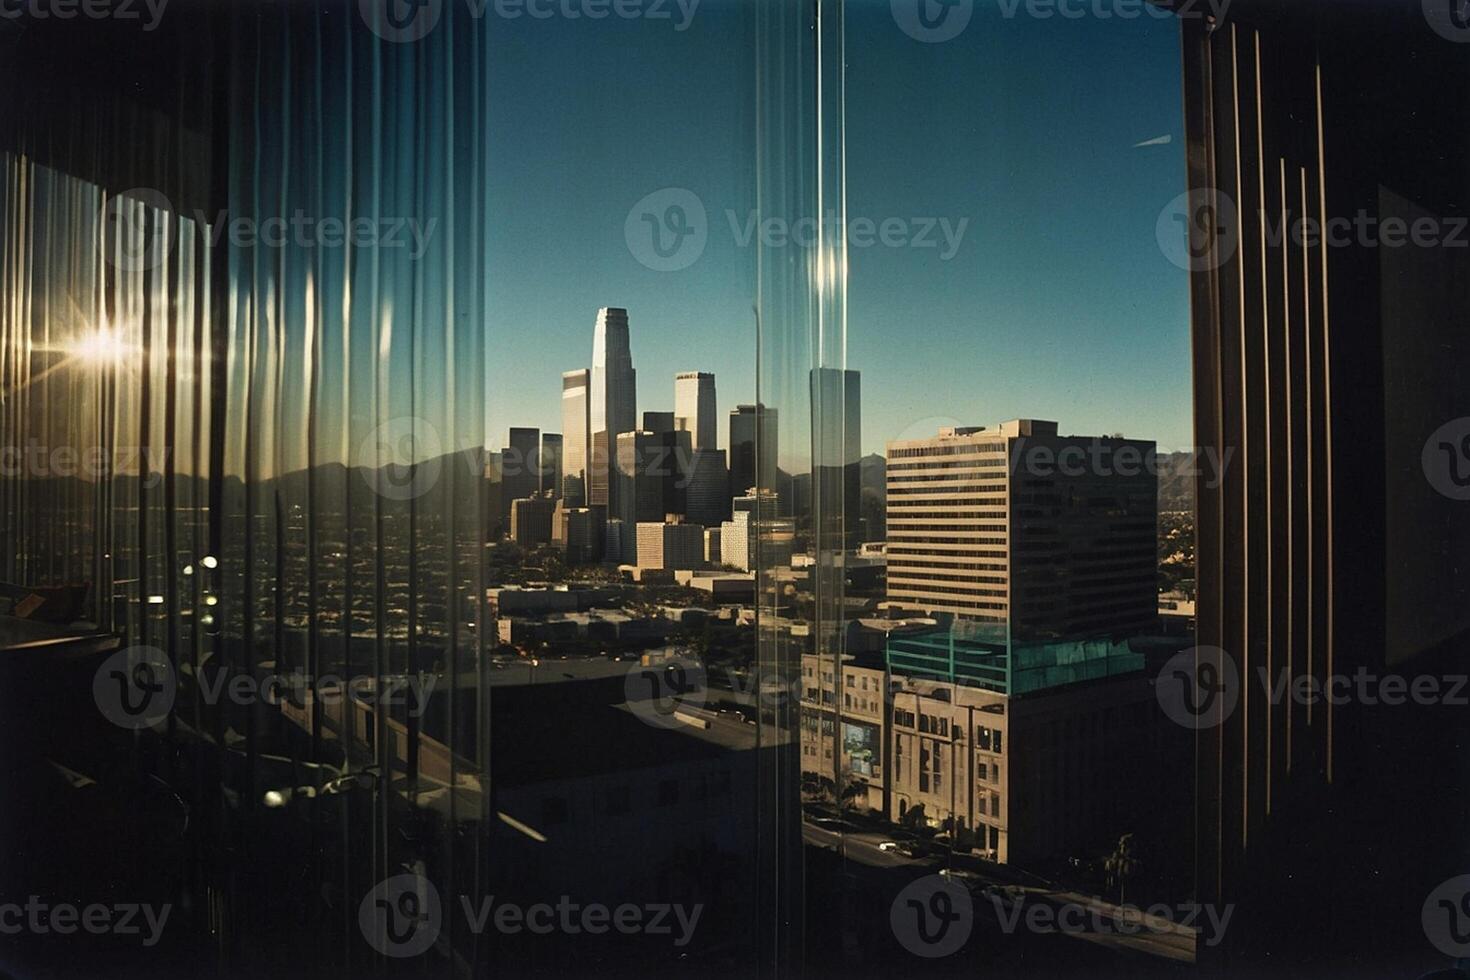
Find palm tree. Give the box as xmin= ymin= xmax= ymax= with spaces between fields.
xmin=1105 ymin=833 xmax=1139 ymax=904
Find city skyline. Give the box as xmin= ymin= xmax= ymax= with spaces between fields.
xmin=484 ymin=2 xmax=1191 ymax=458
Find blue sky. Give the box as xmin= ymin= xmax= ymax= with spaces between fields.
xmin=484 ymin=0 xmax=1192 ymax=457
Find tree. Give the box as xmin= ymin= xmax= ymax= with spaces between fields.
xmin=1105 ymin=833 xmax=1139 ymax=904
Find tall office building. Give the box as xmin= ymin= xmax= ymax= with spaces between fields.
xmin=642 ymin=410 xmax=675 ymax=434
xmin=614 ymin=430 xmax=692 ymax=561
xmin=721 ymin=491 xmax=790 ymax=572
xmin=502 ymin=427 xmax=541 ymax=526
xmin=885 ymin=420 xmax=1156 ymax=640
xmin=720 ymin=509 xmax=756 ymax=573
xmin=588 ymin=307 xmax=637 ymax=510
xmin=810 ymin=368 xmax=862 ymax=548
xmin=553 ymin=501 xmax=604 ymax=565
xmin=674 ymin=371 xmax=717 ymax=450
xmin=728 ymin=404 xmax=777 ymax=499
xmin=685 ymin=448 xmax=729 ymax=529
xmin=539 ymin=433 xmax=563 ymax=499
xmin=484 ymin=451 xmax=504 ymax=540
xmin=510 ymin=492 xmax=555 ymax=548
xmin=561 ymin=370 xmax=590 ymax=506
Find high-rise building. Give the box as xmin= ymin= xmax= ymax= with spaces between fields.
xmin=484 ymin=451 xmax=504 ymax=540
xmin=685 ymin=448 xmax=729 ymax=529
xmin=810 ymin=368 xmax=861 ymax=548
xmin=510 ymin=492 xmax=555 ymax=548
xmin=560 ymin=369 xmax=590 ymax=506
xmin=614 ymin=430 xmax=692 ymax=561
xmin=885 ymin=420 xmax=1157 ymax=640
xmin=604 ymin=519 xmax=628 ymax=564
xmin=720 ymin=510 xmax=755 ymax=572
xmin=674 ymin=371 xmax=717 ymax=450
xmin=635 ymin=520 xmax=706 ymax=571
xmin=589 ymin=307 xmax=637 ymax=511
xmin=502 ymin=427 xmax=540 ymax=525
xmin=642 ymin=410 xmax=674 ymax=434
xmin=729 ymin=404 xmax=777 ymax=499
xmin=720 ymin=492 xmax=791 ymax=572
xmin=539 ymin=433 xmax=563 ymax=499
xmin=553 ymin=501 xmax=604 ymax=564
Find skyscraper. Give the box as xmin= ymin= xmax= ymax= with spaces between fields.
xmin=885 ymin=420 xmax=1157 ymax=640
xmin=614 ymin=429 xmax=692 ymax=542
xmin=561 ymin=369 xmax=590 ymax=506
xmin=642 ymin=410 xmax=675 ymax=434
xmin=728 ymin=404 xmax=777 ymax=500
xmin=674 ymin=371 xmax=717 ymax=450
xmin=588 ymin=307 xmax=637 ymax=510
xmin=553 ymin=501 xmax=604 ymax=565
xmin=810 ymin=368 xmax=862 ymax=548
xmin=685 ymin=448 xmax=729 ymax=529
xmin=539 ymin=433 xmax=563 ymax=499
xmin=510 ymin=492 xmax=555 ymax=547
xmin=503 ymin=427 xmax=540 ymax=526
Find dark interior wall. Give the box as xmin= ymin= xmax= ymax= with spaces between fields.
xmin=1185 ymin=0 xmax=1470 ymax=973
xmin=0 ymin=0 xmax=228 ymax=215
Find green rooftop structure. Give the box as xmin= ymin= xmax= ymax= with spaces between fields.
xmin=885 ymin=623 xmax=1146 ymax=696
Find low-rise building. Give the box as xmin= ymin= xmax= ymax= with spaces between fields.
xmin=675 ymin=571 xmax=756 ymax=603
xmin=799 ymin=627 xmax=1190 ymax=866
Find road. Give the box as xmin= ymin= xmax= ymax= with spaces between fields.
xmin=800 ymin=819 xmax=1199 ymax=965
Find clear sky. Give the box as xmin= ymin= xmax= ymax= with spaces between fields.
xmin=484 ymin=0 xmax=1192 ymax=457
